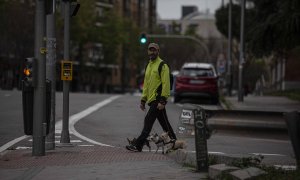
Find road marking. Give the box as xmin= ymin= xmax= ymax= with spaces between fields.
xmin=274 ymin=165 xmax=296 ymax=170
xmin=16 ymin=146 xmax=32 ymax=150
xmin=214 ymin=134 xmax=290 ymax=144
xmin=78 ymin=145 xmax=94 ymax=147
xmin=187 ymin=151 xmax=287 ymax=157
xmin=208 ymin=151 xmax=226 ymax=155
xmin=0 ymin=135 xmax=29 ymax=153
xmin=249 ymin=153 xmax=286 ymax=156
xmin=54 ymin=140 xmax=82 ymax=143
xmin=56 ymin=95 xmax=121 ymax=147
xmin=27 ymin=139 xmax=84 ymax=143
xmin=132 ymin=92 xmax=142 ymax=97
xmin=176 ymin=103 xmax=183 ymax=107
xmin=0 ymin=95 xmax=120 ymax=152
xmin=185 ymin=150 xmax=226 ymax=155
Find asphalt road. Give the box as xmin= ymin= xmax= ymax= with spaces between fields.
xmin=0 ymin=90 xmax=295 ymax=165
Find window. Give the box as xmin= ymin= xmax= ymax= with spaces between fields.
xmin=181 ymin=68 xmax=214 ymax=77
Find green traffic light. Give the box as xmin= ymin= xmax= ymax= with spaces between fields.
xmin=140 ymin=33 xmax=147 ymax=44
xmin=140 ymin=38 xmax=147 ymax=44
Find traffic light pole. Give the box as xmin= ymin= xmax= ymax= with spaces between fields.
xmin=60 ymin=0 xmax=71 ymax=144
xmin=33 ymin=0 xmax=46 ymax=156
xmin=238 ymin=0 xmax=245 ymax=102
xmin=45 ymin=0 xmax=56 ymax=150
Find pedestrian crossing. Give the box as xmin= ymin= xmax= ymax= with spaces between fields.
xmin=13 ymin=132 xmax=95 ymax=150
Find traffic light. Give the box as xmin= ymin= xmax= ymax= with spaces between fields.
xmin=140 ymin=33 xmax=147 ymax=44
xmin=23 ymin=57 xmax=36 ymax=86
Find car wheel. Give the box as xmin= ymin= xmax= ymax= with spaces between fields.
xmin=212 ymin=96 xmax=219 ymax=105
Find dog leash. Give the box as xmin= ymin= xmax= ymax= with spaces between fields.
xmin=161 ymin=107 xmax=173 ymax=139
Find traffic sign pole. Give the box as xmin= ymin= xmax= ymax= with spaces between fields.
xmin=32 ymin=0 xmax=46 ymax=156
xmin=60 ymin=0 xmax=71 ymax=144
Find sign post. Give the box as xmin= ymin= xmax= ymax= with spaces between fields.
xmin=193 ymin=107 xmax=209 ymax=172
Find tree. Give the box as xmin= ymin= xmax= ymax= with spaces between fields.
xmin=0 ymin=1 xmax=35 ymax=89
xmin=98 ymin=11 xmax=126 ymax=64
xmin=247 ymin=0 xmax=300 ymax=57
xmin=215 ymin=0 xmax=300 ymax=58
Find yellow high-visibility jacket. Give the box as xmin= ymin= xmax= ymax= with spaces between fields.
xmin=141 ymin=57 xmax=170 ymax=104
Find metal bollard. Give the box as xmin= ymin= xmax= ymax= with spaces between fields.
xmin=284 ymin=111 xmax=300 ymax=170
xmin=193 ymin=107 xmax=209 ymax=172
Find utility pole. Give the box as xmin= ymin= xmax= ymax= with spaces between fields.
xmin=60 ymin=0 xmax=80 ymax=144
xmin=227 ymin=0 xmax=232 ymax=96
xmin=33 ymin=0 xmax=46 ymax=156
xmin=60 ymin=0 xmax=71 ymax=144
xmin=238 ymin=0 xmax=245 ymax=102
xmin=45 ymin=0 xmax=56 ymax=150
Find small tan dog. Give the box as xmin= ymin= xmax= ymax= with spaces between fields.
xmin=160 ymin=132 xmax=187 ymax=153
xmin=149 ymin=133 xmax=165 ymax=154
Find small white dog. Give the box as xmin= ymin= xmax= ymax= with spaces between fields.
xmin=149 ymin=133 xmax=165 ymax=154
xmin=160 ymin=132 xmax=187 ymax=153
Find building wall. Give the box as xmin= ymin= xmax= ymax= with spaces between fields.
xmin=157 ymin=11 xmax=225 ymax=65
xmin=268 ymin=48 xmax=300 ymax=91
xmin=111 ymin=0 xmax=156 ymax=91
xmin=285 ymin=48 xmax=300 ymax=89
xmin=157 ymin=12 xmax=223 ymax=39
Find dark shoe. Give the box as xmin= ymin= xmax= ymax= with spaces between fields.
xmin=126 ymin=144 xmax=141 ymax=152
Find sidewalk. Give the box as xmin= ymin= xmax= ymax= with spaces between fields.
xmin=223 ymin=95 xmax=300 ymax=112
xmin=1 ymin=95 xmax=299 ymax=179
xmin=0 ymin=146 xmax=206 ymax=180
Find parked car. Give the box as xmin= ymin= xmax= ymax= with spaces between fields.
xmin=174 ymin=62 xmax=219 ymax=104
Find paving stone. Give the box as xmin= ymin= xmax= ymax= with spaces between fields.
xmin=230 ymin=167 xmax=266 ymax=180
xmin=0 ymin=146 xmax=208 ymax=179
xmin=209 ymin=163 xmax=240 ymax=179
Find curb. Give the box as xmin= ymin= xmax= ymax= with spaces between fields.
xmin=167 ymin=149 xmax=250 ymax=168
xmin=166 ymin=149 xmax=267 ymax=179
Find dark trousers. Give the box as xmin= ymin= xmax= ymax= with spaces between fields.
xmin=135 ymin=101 xmax=177 ymax=150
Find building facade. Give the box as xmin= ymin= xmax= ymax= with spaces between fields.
xmin=157 ymin=7 xmax=225 ymax=70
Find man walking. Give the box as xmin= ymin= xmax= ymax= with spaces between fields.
xmin=126 ymin=43 xmax=177 ymax=152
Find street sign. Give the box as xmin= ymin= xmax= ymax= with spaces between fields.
xmin=177 ymin=107 xmax=195 ymax=136
xmin=217 ymin=54 xmax=226 ymax=74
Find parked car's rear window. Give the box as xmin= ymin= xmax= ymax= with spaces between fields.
xmin=181 ymin=68 xmax=214 ymax=77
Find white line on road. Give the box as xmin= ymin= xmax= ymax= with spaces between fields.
xmin=186 ymin=150 xmax=226 ymax=155
xmin=274 ymin=165 xmax=296 ymax=170
xmin=16 ymin=146 xmax=32 ymax=150
xmin=0 ymin=135 xmax=29 ymax=153
xmin=78 ymin=145 xmax=94 ymax=147
xmin=56 ymin=95 xmax=121 ymax=147
xmin=249 ymin=153 xmax=286 ymax=156
xmin=0 ymin=95 xmax=120 ymax=153
xmin=54 ymin=140 xmax=82 ymax=143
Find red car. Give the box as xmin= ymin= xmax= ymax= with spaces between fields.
xmin=174 ymin=63 xmax=219 ymax=104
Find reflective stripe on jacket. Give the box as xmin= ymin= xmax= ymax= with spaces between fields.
xmin=141 ymin=57 xmax=170 ymax=104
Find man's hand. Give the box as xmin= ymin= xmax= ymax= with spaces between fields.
xmin=140 ymin=101 xmax=146 ymax=111
xmin=157 ymin=102 xmax=165 ymax=110
xmin=140 ymin=104 xmax=146 ymax=111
